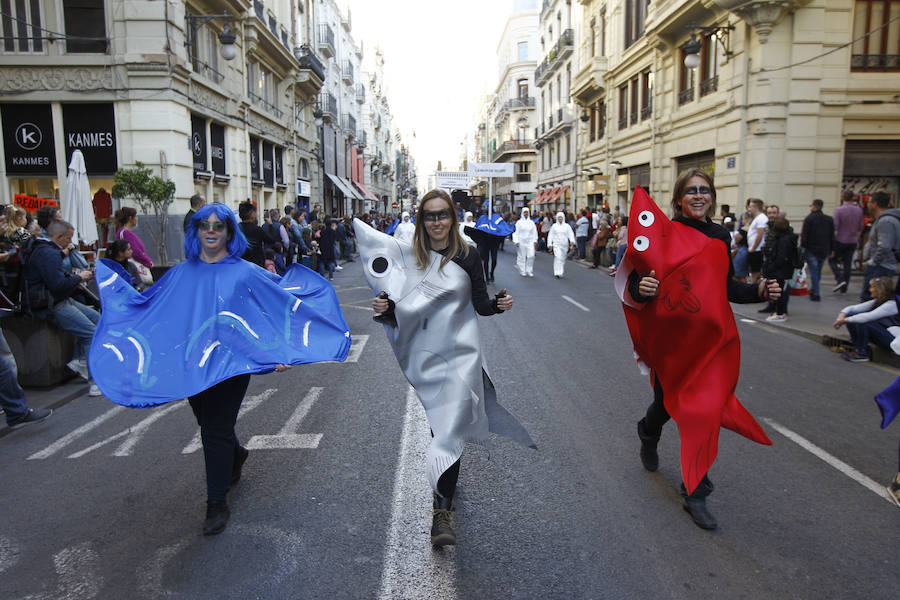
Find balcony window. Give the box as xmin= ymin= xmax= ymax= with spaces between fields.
xmin=516 ymin=161 xmax=530 ymax=182
xmin=518 ymin=78 xmax=528 ymax=98
xmin=618 ymin=84 xmax=628 ymax=129
xmin=597 ymin=100 xmax=606 ymax=139
xmin=629 ymin=76 xmax=638 ymax=126
xmin=700 ymin=34 xmax=720 ymax=96
xmin=1 ymin=0 xmax=44 ymax=52
xmin=624 ymin=0 xmax=649 ymax=50
xmin=566 ymin=134 xmax=571 ymax=163
xmin=63 ymin=0 xmax=107 ymax=53
xmin=679 ymin=50 xmax=695 ymax=105
xmin=187 ymin=21 xmax=224 ymax=84
xmin=852 ymin=0 xmax=900 ymax=71
xmin=600 ymin=8 xmax=606 ymax=57
xmin=518 ymin=40 xmax=528 ymax=61
xmin=641 ymin=70 xmax=652 ymax=120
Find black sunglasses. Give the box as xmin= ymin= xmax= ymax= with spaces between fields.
xmin=422 ymin=210 xmax=451 ymax=223
xmin=199 ymin=220 xmax=226 ymax=232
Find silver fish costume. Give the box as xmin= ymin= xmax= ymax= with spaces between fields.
xmin=352 ymin=218 xmax=536 ymax=493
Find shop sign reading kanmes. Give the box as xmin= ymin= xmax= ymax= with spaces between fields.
xmin=1 ymin=103 xmax=57 ymax=175
xmin=62 ymin=103 xmax=118 ymax=174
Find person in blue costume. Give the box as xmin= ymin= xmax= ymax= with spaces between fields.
xmin=89 ymin=203 xmax=350 ymax=535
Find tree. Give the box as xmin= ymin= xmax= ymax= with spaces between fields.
xmin=112 ymin=162 xmax=177 ymax=265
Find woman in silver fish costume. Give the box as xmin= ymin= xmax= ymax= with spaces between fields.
xmin=357 ymin=189 xmax=535 ymax=547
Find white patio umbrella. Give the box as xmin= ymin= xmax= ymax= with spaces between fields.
xmin=63 ymin=149 xmax=98 ymax=246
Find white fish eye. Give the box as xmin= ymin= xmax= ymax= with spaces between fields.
xmin=633 ymin=236 xmax=650 ymax=252
xmin=638 ymin=211 xmax=655 ymax=227
xmin=368 ymin=255 xmax=392 ymax=277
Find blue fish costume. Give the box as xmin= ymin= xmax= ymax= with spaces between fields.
xmin=89 ymin=259 xmax=350 ymax=408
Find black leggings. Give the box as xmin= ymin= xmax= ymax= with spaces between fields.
xmin=188 ymin=374 xmax=250 ymax=502
xmin=430 ymin=429 xmax=461 ymax=498
xmin=478 ymin=242 xmax=499 ymax=279
xmin=643 ymin=374 xmax=712 ymax=497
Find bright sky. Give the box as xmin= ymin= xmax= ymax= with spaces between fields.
xmin=341 ymin=0 xmax=516 ymax=191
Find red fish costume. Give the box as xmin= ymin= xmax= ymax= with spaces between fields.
xmin=614 ymin=187 xmax=772 ymax=494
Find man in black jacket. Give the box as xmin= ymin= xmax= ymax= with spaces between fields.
xmin=800 ymin=199 xmax=834 ymax=301
xmin=23 ymin=220 xmax=101 ymax=395
xmin=238 ymin=201 xmax=275 ymax=267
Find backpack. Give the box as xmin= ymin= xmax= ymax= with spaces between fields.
xmin=1 ymin=237 xmax=55 ymax=314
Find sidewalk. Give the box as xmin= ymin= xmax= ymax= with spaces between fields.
xmin=576 ymin=255 xmax=899 ymax=369
xmin=0 ymin=379 xmax=88 ymax=438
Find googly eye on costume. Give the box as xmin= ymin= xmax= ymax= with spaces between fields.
xmin=633 ymin=236 xmax=650 ymax=252
xmin=638 ymin=211 xmax=655 ymax=227
xmin=368 ymin=255 xmax=392 ymax=278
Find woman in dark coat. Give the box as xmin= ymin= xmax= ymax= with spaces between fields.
xmin=762 ymin=215 xmax=798 ymax=322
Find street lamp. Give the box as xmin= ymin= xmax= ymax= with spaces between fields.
xmin=185 ymin=14 xmax=238 ymax=61
xmin=682 ymin=23 xmax=734 ymax=70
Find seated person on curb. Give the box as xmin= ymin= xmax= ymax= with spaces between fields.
xmin=833 ymin=276 xmax=899 ymax=363
xmin=0 ymin=251 xmax=52 ymax=428
xmin=22 ymin=220 xmax=101 ymax=396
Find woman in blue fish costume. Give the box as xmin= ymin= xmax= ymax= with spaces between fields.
xmin=89 ymin=203 xmax=350 ymax=535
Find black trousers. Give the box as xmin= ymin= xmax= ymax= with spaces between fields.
xmin=430 ymin=429 xmax=461 ymax=499
xmin=477 ymin=241 xmax=499 ymax=279
xmin=188 ymin=374 xmax=251 ymax=502
xmin=643 ymin=375 xmax=713 ymax=498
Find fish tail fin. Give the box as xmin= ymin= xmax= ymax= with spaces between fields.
xmin=875 ymin=376 xmax=900 ymax=429
xmin=679 ymin=426 xmax=718 ymax=496
xmin=721 ymin=394 xmax=773 ymax=445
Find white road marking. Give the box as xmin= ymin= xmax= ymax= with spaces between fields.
xmin=182 ymin=388 xmax=277 ymax=454
xmin=739 ymin=318 xmax=755 ymax=323
xmin=246 ymin=387 xmax=323 ymax=450
xmin=49 ymin=542 xmax=102 ymax=599
xmin=28 ymin=406 xmax=126 ymax=460
xmin=561 ymin=294 xmax=590 ymax=312
xmin=762 ymin=417 xmax=895 ymax=504
xmin=340 ymin=302 xmax=375 ymax=311
xmin=67 ymin=402 xmax=185 ymax=458
xmin=322 ymin=334 xmax=369 ymax=364
xmin=377 ymin=385 xmax=458 ymax=600
xmin=0 ymin=536 xmax=17 ymax=576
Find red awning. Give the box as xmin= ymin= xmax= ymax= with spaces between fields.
xmin=529 ymin=189 xmax=544 ymax=205
xmin=353 ymin=181 xmax=379 ymax=202
xmin=556 ymin=185 xmax=570 ymax=201
xmin=544 ymin=186 xmax=562 ymax=203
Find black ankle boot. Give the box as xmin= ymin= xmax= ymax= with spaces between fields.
xmin=203 ymin=501 xmax=230 ymax=536
xmin=680 ymin=482 xmax=717 ymax=530
xmin=637 ymin=419 xmax=659 ymax=472
xmin=231 ymin=446 xmax=249 ymax=485
xmin=431 ymin=494 xmax=456 ymax=547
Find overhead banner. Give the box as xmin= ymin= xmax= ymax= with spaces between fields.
xmin=63 ymin=103 xmax=118 ymax=175
xmin=262 ymin=142 xmax=274 ymax=186
xmin=209 ymin=122 xmax=226 ymax=176
xmin=468 ymin=162 xmax=514 ymax=178
xmin=249 ymin=136 xmax=261 ymax=181
xmin=2 ymin=103 xmax=56 ymax=175
xmin=190 ymin=114 xmax=207 ymax=175
xmin=436 ymin=171 xmax=470 ymax=190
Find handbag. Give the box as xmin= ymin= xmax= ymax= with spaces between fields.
xmin=129 ymin=259 xmax=154 ymax=286
xmin=789 ymin=264 xmax=809 ymax=296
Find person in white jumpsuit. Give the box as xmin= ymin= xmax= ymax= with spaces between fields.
xmin=547 ymin=211 xmax=575 ymax=278
xmin=459 ymin=211 xmax=477 ymax=247
xmin=512 ymin=207 xmax=538 ymax=277
xmin=393 ymin=211 xmax=415 ymax=245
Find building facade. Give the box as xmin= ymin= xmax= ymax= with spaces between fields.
xmin=0 ymin=0 xmax=404 ymax=262
xmin=360 ymin=47 xmax=397 ymax=213
xmin=533 ymin=0 xmax=582 ymax=215
xmin=572 ymin=0 xmax=900 ymax=218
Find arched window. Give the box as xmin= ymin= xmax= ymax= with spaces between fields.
xmin=298 ymin=158 xmax=310 ymax=179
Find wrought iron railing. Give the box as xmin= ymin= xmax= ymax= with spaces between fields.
xmin=851 ymin=54 xmax=900 ymax=71
xmin=678 ymin=87 xmax=694 ymax=106
xmin=249 ymin=92 xmax=284 ymax=118
xmin=700 ymin=75 xmax=718 ymax=97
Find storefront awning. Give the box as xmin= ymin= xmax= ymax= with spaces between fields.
xmin=353 ymin=181 xmax=380 ymax=202
xmin=326 ymin=173 xmax=363 ymax=201
xmin=542 ymin=187 xmax=562 ymax=204
xmin=529 ymin=190 xmax=544 ymax=206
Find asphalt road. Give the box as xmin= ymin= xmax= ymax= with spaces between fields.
xmin=1 ymin=245 xmax=897 ymax=599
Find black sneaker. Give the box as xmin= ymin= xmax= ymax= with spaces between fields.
xmin=809 ymin=293 xmax=821 ymax=301
xmin=231 ymin=446 xmax=249 ymax=485
xmin=757 ymin=303 xmax=775 ymax=314
xmin=203 ymin=501 xmax=230 ymax=536
xmin=8 ymin=407 xmax=52 ymax=429
xmin=842 ymin=350 xmax=871 ymax=363
xmin=832 ymin=281 xmax=847 ymax=293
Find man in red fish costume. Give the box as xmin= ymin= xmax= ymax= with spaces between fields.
xmin=614 ymin=172 xmax=781 ymax=530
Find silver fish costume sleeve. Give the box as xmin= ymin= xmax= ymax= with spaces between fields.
xmin=352 ymin=218 xmax=536 ymax=493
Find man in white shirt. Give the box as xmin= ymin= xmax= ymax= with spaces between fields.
xmin=575 ymin=209 xmax=590 ymax=260
xmin=746 ymin=198 xmax=768 ymax=283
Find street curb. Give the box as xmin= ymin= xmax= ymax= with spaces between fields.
xmin=0 ymin=383 xmax=89 ymax=439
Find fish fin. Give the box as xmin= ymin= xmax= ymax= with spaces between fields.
xmin=720 ymin=394 xmax=773 ymax=445
xmin=679 ymin=426 xmax=718 ymax=496
xmin=482 ymin=370 xmax=537 ymax=449
xmin=875 ymin=376 xmax=900 ymax=429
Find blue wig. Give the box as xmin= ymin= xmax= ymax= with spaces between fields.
xmin=184 ymin=203 xmax=248 ymax=261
